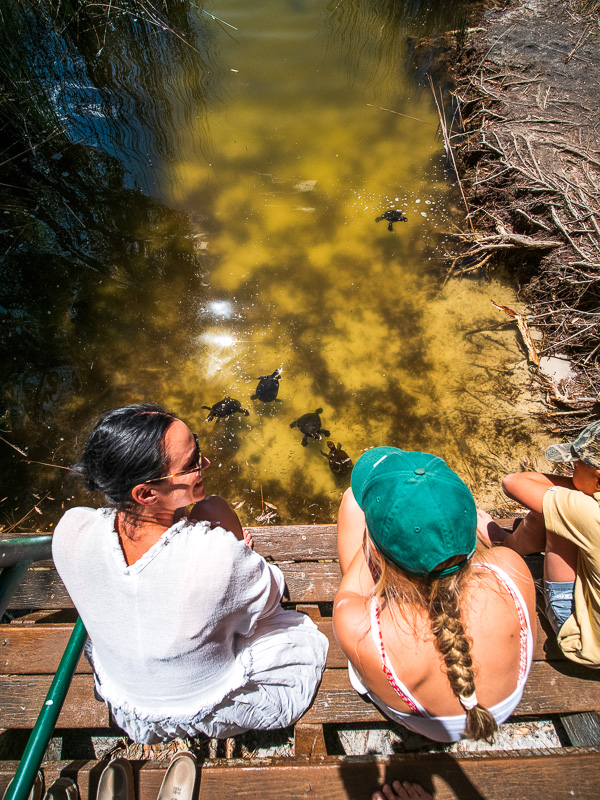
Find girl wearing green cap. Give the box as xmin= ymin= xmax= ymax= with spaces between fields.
xmin=333 ymin=447 xmax=536 ymax=743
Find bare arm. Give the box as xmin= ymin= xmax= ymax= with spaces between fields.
xmin=334 ymin=489 xmax=377 ymax=657
xmin=502 ymin=472 xmax=574 ymax=514
xmin=333 ymin=547 xmax=374 ymax=661
xmin=338 ymin=487 xmax=368 ymax=574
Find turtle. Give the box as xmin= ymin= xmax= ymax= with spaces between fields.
xmin=322 ymin=441 xmax=353 ymax=474
xmin=375 ymin=209 xmax=408 ymax=232
xmin=290 ymin=408 xmax=330 ymax=447
xmin=202 ymin=397 xmax=249 ymax=422
xmin=251 ymin=367 xmax=282 ymax=402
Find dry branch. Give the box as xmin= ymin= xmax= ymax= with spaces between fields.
xmin=455 ymin=231 xmax=560 ymax=250
xmin=490 ymin=301 xmax=541 ymax=366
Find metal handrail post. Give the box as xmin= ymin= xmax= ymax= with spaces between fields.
xmin=0 ymin=561 xmax=32 ymax=619
xmin=0 ymin=536 xmax=53 ymax=619
xmin=3 ymin=617 xmax=88 ymax=800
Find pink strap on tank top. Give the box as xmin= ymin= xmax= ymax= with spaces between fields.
xmin=371 ymin=561 xmax=530 ymax=711
xmin=474 ymin=562 xmax=529 ymax=683
xmin=371 ymin=600 xmax=422 ymax=715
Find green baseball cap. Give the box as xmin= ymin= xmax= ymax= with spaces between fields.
xmin=351 ymin=447 xmax=477 ymax=578
xmin=545 ymin=419 xmax=600 ymax=469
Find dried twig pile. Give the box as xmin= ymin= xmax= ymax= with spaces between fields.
xmin=448 ymin=6 xmax=600 ymax=433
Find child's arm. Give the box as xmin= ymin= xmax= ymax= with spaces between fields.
xmin=502 ymin=472 xmax=575 ymax=513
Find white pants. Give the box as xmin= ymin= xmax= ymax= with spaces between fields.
xmin=102 ymin=608 xmax=328 ymax=744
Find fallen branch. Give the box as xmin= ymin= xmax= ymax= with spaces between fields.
xmin=449 ymin=231 xmax=560 ymax=250
xmin=491 ymin=301 xmax=541 ymax=366
xmin=550 ymin=205 xmax=591 ymax=261
xmin=514 ymin=208 xmax=552 ymax=231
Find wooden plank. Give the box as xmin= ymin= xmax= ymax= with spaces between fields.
xmin=5 ymin=531 xmax=544 ymax=611
xmin=1 ymin=526 xmax=338 ymax=564
xmin=534 ymin=615 xmax=563 ymax=660
xmin=1 ymin=748 xmax=600 ymax=800
xmin=0 ymin=625 xmax=92 ymax=674
xmin=8 ymin=568 xmax=73 ymax=610
xmin=8 ymin=562 xmax=343 ymax=609
xmin=6 ymin=656 xmax=595 ymax=730
xmin=294 ymin=723 xmax=327 ymax=757
xmin=0 ymin=675 xmax=109 ymax=728
xmin=1 ymin=748 xmax=595 ymax=800
xmin=560 ymin=711 xmax=600 ymax=746
xmin=171 ymin=748 xmax=600 ymax=800
xmin=282 ymin=563 xmax=341 ymax=602
xmin=0 ymin=613 xmax=561 ymax=676
xmin=251 ymin=526 xmax=338 ymax=561
xmin=302 ymin=662 xmax=600 ymax=724
xmin=7 ymin=556 xmax=545 ymax=611
xmin=0 ymin=618 xmax=343 ymax=675
xmin=8 ymin=610 xmax=74 ymax=625
xmin=3 ymin=521 xmax=524 ymax=564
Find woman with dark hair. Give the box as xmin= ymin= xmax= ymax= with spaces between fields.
xmin=53 ymin=404 xmax=327 ymax=744
xmin=333 ymin=447 xmax=535 ymax=743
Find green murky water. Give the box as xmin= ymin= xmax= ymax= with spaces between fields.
xmin=0 ymin=1 xmax=549 ymax=530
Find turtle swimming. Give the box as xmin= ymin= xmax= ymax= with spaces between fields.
xmin=290 ymin=408 xmax=330 ymax=447
xmin=376 ymin=209 xmax=408 ymax=232
xmin=251 ymin=368 xmax=282 ymax=402
xmin=322 ymin=441 xmax=353 ymax=474
xmin=202 ymin=397 xmax=249 ymax=422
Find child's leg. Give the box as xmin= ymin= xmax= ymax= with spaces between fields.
xmin=476 ymin=509 xmax=545 ymax=552
xmin=544 ymin=528 xmax=578 ymax=582
xmin=478 ymin=509 xmax=578 ymax=631
xmin=543 ymin=532 xmax=577 ymax=631
xmin=501 ymin=511 xmax=578 ymax=581
xmin=502 ymin=511 xmax=547 ymax=555
xmin=477 ymin=508 xmax=577 ymax=578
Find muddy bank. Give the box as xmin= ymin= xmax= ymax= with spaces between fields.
xmin=449 ymin=0 xmax=600 ymax=436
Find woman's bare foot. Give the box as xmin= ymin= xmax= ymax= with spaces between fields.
xmin=243 ymin=529 xmax=254 ymax=549
xmin=476 ymin=509 xmax=510 ymax=547
xmin=372 ymin=781 xmax=433 ymax=800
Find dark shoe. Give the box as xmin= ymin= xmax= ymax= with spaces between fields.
xmin=156 ymin=752 xmax=196 ymax=800
xmin=43 ymin=779 xmax=78 ymax=800
xmin=96 ymin=759 xmax=134 ymax=800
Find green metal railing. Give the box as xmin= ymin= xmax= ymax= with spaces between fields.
xmin=0 ymin=536 xmax=87 ymax=800
xmin=0 ymin=536 xmax=54 ymax=618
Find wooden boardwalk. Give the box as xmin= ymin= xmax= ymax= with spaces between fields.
xmin=1 ymin=523 xmax=599 ymax=798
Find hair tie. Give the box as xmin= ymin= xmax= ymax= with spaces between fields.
xmin=459 ymin=692 xmax=478 ymax=711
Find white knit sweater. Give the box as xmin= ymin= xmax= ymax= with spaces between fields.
xmin=52 ymin=507 xmax=285 ymax=720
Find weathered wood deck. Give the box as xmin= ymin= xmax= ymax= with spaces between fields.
xmin=1 ymin=523 xmax=600 ymax=799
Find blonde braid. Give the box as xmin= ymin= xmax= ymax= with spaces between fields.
xmin=428 ymin=576 xmax=498 ymax=742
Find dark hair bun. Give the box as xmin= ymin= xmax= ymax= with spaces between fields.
xmin=75 ymin=404 xmax=177 ymax=510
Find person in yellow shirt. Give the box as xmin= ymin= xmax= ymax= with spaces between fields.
xmin=478 ymin=419 xmax=600 ymax=668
